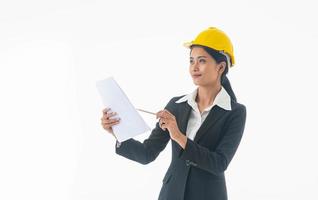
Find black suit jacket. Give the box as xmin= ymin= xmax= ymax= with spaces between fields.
xmin=115 ymin=95 xmax=247 ymax=200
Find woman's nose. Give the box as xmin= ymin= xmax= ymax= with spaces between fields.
xmin=192 ymin=61 xmax=199 ymax=70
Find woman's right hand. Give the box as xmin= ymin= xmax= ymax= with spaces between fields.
xmin=101 ymin=108 xmax=121 ymax=139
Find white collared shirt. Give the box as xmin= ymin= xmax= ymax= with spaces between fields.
xmin=175 ymin=87 xmax=232 ymax=140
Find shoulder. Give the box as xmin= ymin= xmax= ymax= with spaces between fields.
xmin=163 ymin=95 xmax=187 ymax=112
xmin=230 ymin=100 xmax=246 ymax=112
xmin=165 ymin=95 xmax=187 ymax=106
xmin=170 ymin=95 xmax=187 ymax=103
xmin=228 ymin=100 xmax=247 ymax=120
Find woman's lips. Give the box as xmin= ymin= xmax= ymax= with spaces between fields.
xmin=192 ymin=74 xmax=202 ymax=79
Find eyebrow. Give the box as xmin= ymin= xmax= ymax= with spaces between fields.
xmin=190 ymin=56 xmax=207 ymax=59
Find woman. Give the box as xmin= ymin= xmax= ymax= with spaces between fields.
xmin=101 ymin=27 xmax=247 ymax=200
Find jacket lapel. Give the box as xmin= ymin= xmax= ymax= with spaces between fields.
xmin=194 ymin=106 xmax=227 ymax=143
xmin=176 ymin=102 xmax=228 ymax=143
xmin=177 ymin=102 xmax=192 ymax=135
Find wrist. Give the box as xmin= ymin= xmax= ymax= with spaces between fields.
xmin=174 ymin=131 xmax=187 ymax=149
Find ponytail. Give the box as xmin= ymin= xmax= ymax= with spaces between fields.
xmin=221 ymin=75 xmax=237 ymax=102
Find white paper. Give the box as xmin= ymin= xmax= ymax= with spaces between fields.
xmin=96 ymin=77 xmax=150 ymax=142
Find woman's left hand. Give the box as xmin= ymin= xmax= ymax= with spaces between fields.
xmin=156 ymin=109 xmax=184 ymax=142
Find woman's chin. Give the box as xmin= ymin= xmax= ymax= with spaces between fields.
xmin=192 ymin=80 xmax=201 ymax=85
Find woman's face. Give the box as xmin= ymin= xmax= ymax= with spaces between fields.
xmin=189 ymin=46 xmax=225 ymax=87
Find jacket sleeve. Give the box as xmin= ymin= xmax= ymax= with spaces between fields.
xmin=115 ymin=98 xmax=176 ymax=164
xmin=179 ymin=105 xmax=247 ymax=175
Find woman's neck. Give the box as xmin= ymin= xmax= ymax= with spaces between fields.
xmin=196 ymin=84 xmax=222 ymax=112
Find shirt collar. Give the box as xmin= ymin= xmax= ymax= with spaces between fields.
xmin=175 ymin=87 xmax=232 ymax=111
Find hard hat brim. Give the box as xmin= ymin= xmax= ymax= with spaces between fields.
xmin=183 ymin=41 xmax=210 ymax=49
xmin=183 ymin=41 xmax=193 ymax=48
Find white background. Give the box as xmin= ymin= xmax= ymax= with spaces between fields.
xmin=1 ymin=0 xmax=318 ymax=199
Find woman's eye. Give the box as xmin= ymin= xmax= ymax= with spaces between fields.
xmin=190 ymin=60 xmax=194 ymax=64
xmin=199 ymin=59 xmax=206 ymax=63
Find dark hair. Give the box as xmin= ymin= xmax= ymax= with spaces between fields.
xmin=190 ymin=45 xmax=237 ymax=102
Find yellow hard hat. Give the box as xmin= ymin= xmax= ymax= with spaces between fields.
xmin=184 ymin=27 xmax=235 ymax=67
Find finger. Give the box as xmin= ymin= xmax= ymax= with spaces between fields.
xmin=157 ymin=110 xmax=175 ymax=122
xmin=109 ymin=121 xmax=120 ymax=128
xmin=158 ymin=118 xmax=162 ymax=127
xmin=157 ymin=113 xmax=168 ymax=120
xmin=104 ymin=111 xmax=117 ymax=119
xmin=102 ymin=123 xmax=111 ymax=130
xmin=102 ymin=118 xmax=120 ymax=124
xmin=103 ymin=108 xmax=111 ymax=113
xmin=101 ymin=121 xmax=111 ymax=129
xmin=159 ymin=119 xmax=168 ymax=129
xmin=156 ymin=110 xmax=164 ymax=119
xmin=162 ymin=120 xmax=168 ymax=126
xmin=102 ymin=120 xmax=120 ymax=129
xmin=101 ymin=117 xmax=119 ymax=125
xmin=163 ymin=110 xmax=176 ymax=121
xmin=163 ymin=109 xmax=175 ymax=118
xmin=158 ymin=110 xmax=169 ymax=119
xmin=159 ymin=118 xmax=164 ymax=124
xmin=161 ymin=123 xmax=167 ymax=131
xmin=158 ymin=119 xmax=164 ymax=128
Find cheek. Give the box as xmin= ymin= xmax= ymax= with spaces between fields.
xmin=204 ymin=67 xmax=219 ymax=80
xmin=202 ymin=64 xmax=215 ymax=73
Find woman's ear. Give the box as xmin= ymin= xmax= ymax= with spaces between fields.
xmin=218 ymin=61 xmax=226 ymax=75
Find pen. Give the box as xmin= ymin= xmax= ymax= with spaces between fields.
xmin=136 ymin=108 xmax=156 ymax=116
